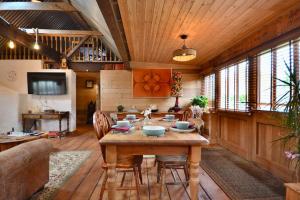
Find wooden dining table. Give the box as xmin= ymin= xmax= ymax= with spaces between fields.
xmin=99 ymin=118 xmax=209 ymax=200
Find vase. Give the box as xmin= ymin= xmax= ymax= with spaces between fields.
xmin=173 ymin=96 xmax=181 ymax=112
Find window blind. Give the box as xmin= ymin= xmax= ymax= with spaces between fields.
xmin=219 ymin=60 xmax=249 ymax=111
xmin=257 ymin=41 xmax=295 ymax=111
xmin=204 ymin=73 xmax=215 ymax=108
xmin=258 ymin=51 xmax=272 ymax=110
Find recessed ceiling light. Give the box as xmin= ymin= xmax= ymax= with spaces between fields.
xmin=8 ymin=40 xmax=15 ymax=49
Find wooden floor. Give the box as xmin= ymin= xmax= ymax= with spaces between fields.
xmin=49 ymin=125 xmax=230 ymax=200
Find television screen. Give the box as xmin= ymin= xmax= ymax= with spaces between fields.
xmin=27 ymin=72 xmax=67 ymax=95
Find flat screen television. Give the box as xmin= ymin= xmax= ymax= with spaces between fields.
xmin=27 ymin=72 xmax=67 ymax=95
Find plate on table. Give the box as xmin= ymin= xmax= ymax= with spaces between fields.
xmin=124 ymin=118 xmax=141 ymax=123
xmin=111 ymin=125 xmax=135 ymax=133
xmin=162 ymin=118 xmax=178 ymax=122
xmin=169 ymin=127 xmax=196 ymax=133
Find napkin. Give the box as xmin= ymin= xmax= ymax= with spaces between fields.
xmin=111 ymin=125 xmax=132 ymax=132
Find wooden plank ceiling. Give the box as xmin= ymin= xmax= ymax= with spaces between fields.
xmin=118 ymin=0 xmax=300 ymax=66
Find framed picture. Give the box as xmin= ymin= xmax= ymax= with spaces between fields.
xmin=86 ymin=80 xmax=94 ymax=88
xmin=132 ymin=69 xmax=172 ymax=98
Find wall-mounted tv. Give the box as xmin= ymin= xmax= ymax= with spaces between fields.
xmin=27 ymin=72 xmax=67 ymax=95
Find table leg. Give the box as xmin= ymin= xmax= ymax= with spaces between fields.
xmin=189 ymin=146 xmax=201 ymax=200
xmin=22 ymin=118 xmax=25 ymax=132
xmin=59 ymin=119 xmax=62 ymax=132
xmin=67 ymin=116 xmax=70 ymax=132
xmin=106 ymin=145 xmax=117 ymax=200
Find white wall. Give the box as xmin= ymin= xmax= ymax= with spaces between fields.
xmin=0 ymin=85 xmax=21 ymax=133
xmin=0 ymin=60 xmax=76 ymax=132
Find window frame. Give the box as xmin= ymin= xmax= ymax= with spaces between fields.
xmin=218 ymin=59 xmax=249 ymax=112
xmin=257 ymin=41 xmax=295 ymax=111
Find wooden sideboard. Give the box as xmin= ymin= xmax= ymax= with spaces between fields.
xmin=22 ymin=112 xmax=70 ymax=133
xmin=116 ymin=111 xmax=184 ymax=120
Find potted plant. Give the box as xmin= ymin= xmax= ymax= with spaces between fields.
xmin=275 ymin=62 xmax=300 ymax=183
xmin=191 ymin=96 xmax=208 ymax=109
xmin=117 ymin=105 xmax=124 ymax=113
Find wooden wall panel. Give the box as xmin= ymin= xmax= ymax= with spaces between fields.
xmin=254 ymin=113 xmax=295 ymax=181
xmin=203 ymin=110 xmax=295 ymax=181
xmin=219 ymin=113 xmax=251 ymax=159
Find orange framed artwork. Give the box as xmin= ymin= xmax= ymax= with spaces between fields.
xmin=132 ymin=69 xmax=172 ymax=98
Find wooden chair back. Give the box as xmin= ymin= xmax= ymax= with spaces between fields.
xmin=93 ymin=111 xmax=112 ymax=161
xmin=182 ymin=108 xmax=193 ymax=121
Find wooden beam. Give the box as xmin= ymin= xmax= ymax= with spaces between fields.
xmin=96 ymin=0 xmax=130 ymax=62
xmin=0 ymin=17 xmax=61 ymax=62
xmin=66 ymin=35 xmax=90 ymax=59
xmin=22 ymin=29 xmax=102 ymax=36
xmin=0 ymin=2 xmax=77 ymax=12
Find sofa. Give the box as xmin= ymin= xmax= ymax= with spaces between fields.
xmin=0 ymin=139 xmax=53 ymax=200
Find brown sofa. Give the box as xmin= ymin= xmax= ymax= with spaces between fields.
xmin=0 ymin=139 xmax=53 ymax=200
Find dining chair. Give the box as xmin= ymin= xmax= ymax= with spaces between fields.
xmin=156 ymin=108 xmax=194 ymax=184
xmin=182 ymin=108 xmax=193 ymax=121
xmin=93 ymin=111 xmax=143 ymax=200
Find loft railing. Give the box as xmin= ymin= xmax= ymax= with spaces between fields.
xmin=0 ymin=34 xmax=122 ymax=63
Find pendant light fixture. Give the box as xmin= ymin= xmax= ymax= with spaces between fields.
xmin=33 ymin=28 xmax=40 ymax=50
xmin=7 ymin=40 xmax=15 ymax=49
xmin=172 ymin=34 xmax=196 ymax=62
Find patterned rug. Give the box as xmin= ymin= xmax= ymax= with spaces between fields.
xmin=31 ymin=151 xmax=91 ymax=200
xmin=200 ymin=147 xmax=285 ymax=200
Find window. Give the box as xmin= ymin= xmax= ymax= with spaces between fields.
xmin=204 ymin=74 xmax=215 ymax=108
xmin=219 ymin=60 xmax=249 ymax=111
xmin=257 ymin=42 xmax=293 ymax=111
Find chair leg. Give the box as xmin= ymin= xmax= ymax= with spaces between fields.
xmin=120 ymin=172 xmax=126 ymax=187
xmin=133 ymin=167 xmax=141 ymax=200
xmin=157 ymin=161 xmax=162 ymax=183
xmin=184 ymin=163 xmax=189 ymax=182
xmin=159 ymin=164 xmax=166 ymax=200
xmin=99 ymin=171 xmax=108 ymax=200
xmin=138 ymin=164 xmax=143 ymax=184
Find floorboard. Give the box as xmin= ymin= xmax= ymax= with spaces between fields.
xmin=48 ymin=125 xmax=229 ymax=200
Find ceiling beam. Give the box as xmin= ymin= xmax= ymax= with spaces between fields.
xmin=66 ymin=35 xmax=90 ymax=59
xmin=0 ymin=17 xmax=61 ymax=62
xmin=0 ymin=2 xmax=77 ymax=12
xmin=22 ymin=29 xmax=102 ymax=36
xmin=96 ymin=0 xmax=130 ymax=64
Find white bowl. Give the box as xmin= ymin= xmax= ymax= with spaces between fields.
xmin=176 ymin=121 xmax=190 ymax=129
xmin=165 ymin=114 xmax=175 ymax=120
xmin=126 ymin=114 xmax=136 ymax=120
xmin=142 ymin=126 xmax=165 ymax=136
xmin=117 ymin=120 xmax=130 ymax=127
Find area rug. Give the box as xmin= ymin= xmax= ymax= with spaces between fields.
xmin=31 ymin=150 xmax=91 ymax=200
xmin=200 ymin=147 xmax=285 ymax=200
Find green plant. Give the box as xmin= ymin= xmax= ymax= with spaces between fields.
xmin=275 ymin=61 xmax=300 ymax=170
xmin=191 ymin=96 xmax=208 ymax=108
xmin=117 ymin=105 xmax=124 ymax=112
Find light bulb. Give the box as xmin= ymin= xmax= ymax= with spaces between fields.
xmin=33 ymin=42 xmax=40 ymax=50
xmin=8 ymin=40 xmax=15 ymax=49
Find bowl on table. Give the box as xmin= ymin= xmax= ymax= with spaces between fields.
xmin=142 ymin=126 xmax=165 ymax=137
xmin=117 ymin=120 xmax=130 ymax=127
xmin=164 ymin=114 xmax=175 ymax=120
xmin=126 ymin=114 xmax=136 ymax=120
xmin=175 ymin=121 xmax=190 ymax=130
